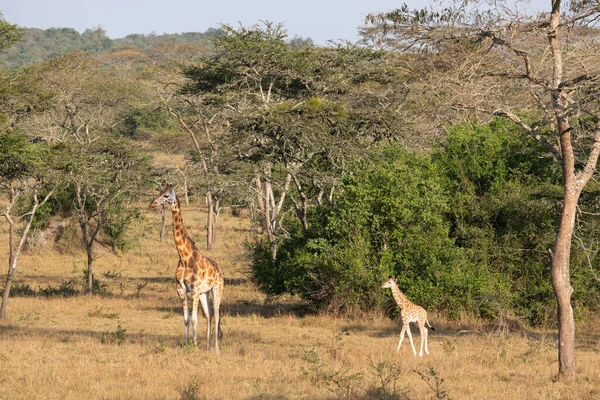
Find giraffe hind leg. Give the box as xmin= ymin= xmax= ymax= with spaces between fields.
xmin=418 ymin=321 xmax=427 ymax=357
xmin=198 ymin=292 xmax=211 ymax=350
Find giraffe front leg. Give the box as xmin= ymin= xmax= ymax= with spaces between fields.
xmin=177 ymin=283 xmax=190 ymax=344
xmin=191 ymin=293 xmax=203 ymax=346
xmin=397 ymin=325 xmax=407 ymax=353
xmin=406 ymin=325 xmax=417 ymax=356
xmin=198 ymin=292 xmax=211 ymax=350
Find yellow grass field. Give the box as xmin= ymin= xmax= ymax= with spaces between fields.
xmin=1 ymin=198 xmax=599 ymax=399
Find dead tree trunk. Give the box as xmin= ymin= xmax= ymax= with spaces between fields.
xmin=207 ymin=190 xmax=214 ymax=250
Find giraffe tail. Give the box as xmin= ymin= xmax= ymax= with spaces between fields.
xmin=426 ymin=320 xmax=435 ymax=331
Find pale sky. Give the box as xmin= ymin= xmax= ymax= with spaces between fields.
xmin=1 ymin=0 xmax=550 ymax=46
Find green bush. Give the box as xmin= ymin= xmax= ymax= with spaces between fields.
xmin=251 ymin=119 xmax=600 ymax=325
xmin=253 ymin=146 xmax=462 ymax=314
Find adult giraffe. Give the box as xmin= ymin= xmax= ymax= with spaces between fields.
xmin=150 ymin=186 xmax=224 ymax=351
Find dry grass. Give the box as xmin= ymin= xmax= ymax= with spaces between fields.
xmin=1 ymin=199 xmax=600 ymax=399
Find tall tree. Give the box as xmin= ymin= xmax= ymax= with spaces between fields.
xmin=31 ymin=52 xmax=150 ymax=293
xmin=57 ymin=138 xmax=150 ymax=294
xmin=0 ymin=132 xmax=58 ymax=317
xmin=365 ymin=0 xmax=600 ymax=379
xmin=182 ymin=22 xmax=407 ymax=259
xmin=151 ymin=61 xmax=227 ymax=250
xmin=0 ymin=22 xmax=56 ymax=317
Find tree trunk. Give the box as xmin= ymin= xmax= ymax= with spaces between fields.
xmin=212 ymin=198 xmax=220 ymax=245
xmin=78 ymin=216 xmax=100 ymax=295
xmin=291 ymin=174 xmax=309 ymax=231
xmin=0 ymin=214 xmax=15 ymax=319
xmin=551 ymin=181 xmax=579 ymax=379
xmin=0 ymin=275 xmax=13 ymax=319
xmin=262 ymin=172 xmax=278 ymax=261
xmin=0 ymin=190 xmax=52 ymax=318
xmin=86 ymin=245 xmax=94 ymax=294
xmin=183 ymin=175 xmax=189 ymax=206
xmin=207 ymin=190 xmax=214 ymax=250
xmin=159 ymin=206 xmax=166 ymax=241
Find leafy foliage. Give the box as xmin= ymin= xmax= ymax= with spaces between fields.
xmin=0 ymin=130 xmax=39 ymax=180
xmin=0 ymin=13 xmax=24 ymax=53
xmin=251 ymin=119 xmax=600 ymax=324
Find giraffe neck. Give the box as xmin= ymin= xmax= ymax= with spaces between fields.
xmin=390 ymin=283 xmax=412 ymax=310
xmin=170 ymin=196 xmax=196 ymax=258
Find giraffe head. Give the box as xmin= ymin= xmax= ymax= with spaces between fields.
xmin=150 ymin=186 xmax=177 ymax=209
xmin=381 ymin=276 xmax=397 ymax=289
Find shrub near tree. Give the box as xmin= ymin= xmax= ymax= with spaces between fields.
xmin=433 ymin=119 xmax=562 ymax=323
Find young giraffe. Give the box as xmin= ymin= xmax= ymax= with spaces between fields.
xmin=150 ymin=186 xmax=224 ymax=352
xmin=382 ymin=276 xmax=434 ymax=357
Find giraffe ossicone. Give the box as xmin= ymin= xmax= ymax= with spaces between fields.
xmin=382 ymin=276 xmax=434 ymax=357
xmin=150 ymin=186 xmax=224 ymax=352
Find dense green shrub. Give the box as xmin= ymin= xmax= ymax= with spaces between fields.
xmin=252 ymin=118 xmax=600 ymax=324
xmin=253 ymin=146 xmax=466 ymax=314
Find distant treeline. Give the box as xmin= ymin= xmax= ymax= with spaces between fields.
xmin=0 ymin=26 xmax=225 ymax=69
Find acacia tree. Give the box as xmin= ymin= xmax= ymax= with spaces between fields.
xmin=182 ymin=23 xmax=407 ymax=260
xmin=0 ymin=12 xmax=23 ymax=53
xmin=0 ymin=17 xmax=59 ymax=318
xmin=154 ymin=77 xmax=226 ymax=250
xmin=30 ymin=52 xmax=150 ymax=293
xmin=58 ymin=138 xmax=150 ymax=294
xmin=0 ymin=132 xmax=58 ymax=318
xmin=365 ymin=0 xmax=600 ymax=379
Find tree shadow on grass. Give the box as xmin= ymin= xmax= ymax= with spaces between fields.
xmin=224 ymin=277 xmax=248 ymax=286
xmin=0 ymin=323 xmax=182 ymax=347
xmin=139 ymin=297 xmax=312 ymax=319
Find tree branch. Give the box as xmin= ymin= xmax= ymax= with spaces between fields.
xmin=453 ymin=103 xmax=563 ymax=163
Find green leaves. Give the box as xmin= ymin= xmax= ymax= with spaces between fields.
xmin=249 ymin=117 xmax=600 ymax=324
xmin=0 ymin=13 xmax=24 ymax=53
xmin=0 ymin=131 xmax=37 ymax=181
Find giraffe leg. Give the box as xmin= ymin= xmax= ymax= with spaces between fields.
xmin=418 ymin=322 xmax=427 ymax=357
xmin=212 ymin=286 xmax=222 ymax=353
xmin=397 ymin=325 xmax=407 ymax=353
xmin=198 ymin=292 xmax=210 ymax=349
xmin=406 ymin=325 xmax=417 ymax=356
xmin=191 ymin=292 xmax=204 ymax=346
xmin=421 ymin=323 xmax=429 ymax=354
xmin=177 ymin=283 xmax=190 ymax=344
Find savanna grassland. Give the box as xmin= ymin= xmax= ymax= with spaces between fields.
xmin=1 ymin=199 xmax=600 ymax=400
